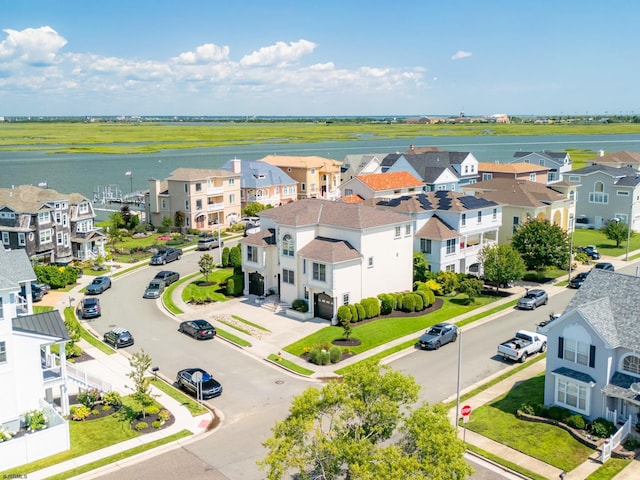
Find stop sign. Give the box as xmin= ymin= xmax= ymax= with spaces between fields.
xmin=461 ymin=405 xmax=472 ymax=417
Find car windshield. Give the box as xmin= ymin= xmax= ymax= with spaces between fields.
xmin=429 ymin=327 xmax=442 ymax=335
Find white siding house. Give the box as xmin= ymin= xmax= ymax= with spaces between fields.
xmin=239 ymin=199 xmax=413 ymax=324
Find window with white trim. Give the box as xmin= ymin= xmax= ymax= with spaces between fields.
xmin=18 ymin=232 xmax=25 ymax=246
xmin=555 ymin=377 xmax=588 ymax=413
xmin=482 ymin=173 xmax=493 ymax=181
xmin=368 ymin=257 xmax=374 ymax=268
xmin=493 ymin=208 xmax=497 ymax=220
xmin=312 ymin=263 xmax=326 ymax=282
xmin=394 ymin=226 xmax=401 ymax=238
xmin=446 ymin=239 xmax=456 ymax=254
xmin=0 ymin=298 xmax=3 ymax=320
xmin=282 ymin=269 xmax=294 ymax=284
xmin=195 ymin=183 xmax=202 ymax=192
xmin=57 ymin=232 xmax=63 ymax=245
xmin=445 ymin=264 xmax=455 ymax=272
xmin=529 ymin=173 xmax=536 ymax=182
xmin=420 ymin=239 xmax=431 ymax=254
xmin=622 ymin=354 xmax=640 ymax=376
xmin=477 ymin=211 xmax=482 ymax=224
xmin=0 ymin=341 xmax=5 ymax=363
xmin=343 ymin=293 xmax=349 ymax=305
xmin=558 ymin=337 xmax=594 ymax=367
xmin=282 ymin=234 xmax=294 ymax=257
xmin=246 ymin=245 xmax=257 ymax=263
xmin=1 ymin=232 xmax=8 ymax=245
xmin=39 ymin=229 xmax=52 ymax=244
xmin=589 ymin=182 xmax=608 ymax=204
xmin=461 ymin=214 xmax=466 ymax=226
xmin=405 ymin=224 xmax=411 ymax=236
xmin=38 ymin=211 xmax=50 ymax=224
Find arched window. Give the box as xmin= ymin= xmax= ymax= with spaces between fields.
xmin=282 ymin=234 xmax=294 ymax=257
xmin=622 ymin=354 xmax=640 ymax=376
xmin=595 ymin=181 xmax=604 ymax=193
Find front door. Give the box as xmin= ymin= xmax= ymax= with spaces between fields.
xmin=248 ymin=272 xmax=264 ymax=296
xmin=314 ymin=292 xmax=333 ymax=320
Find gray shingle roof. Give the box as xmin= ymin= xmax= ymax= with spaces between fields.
xmin=0 ymin=243 xmax=36 ymax=288
xmin=221 ymin=159 xmax=296 ymax=188
xmin=13 ymin=310 xmax=70 ymax=341
xmin=0 ymin=185 xmax=89 ymax=213
xmin=565 ymin=270 xmax=640 ymax=350
xmin=298 ymin=236 xmax=362 ymax=263
xmin=260 ymin=198 xmax=409 ymax=229
xmin=602 ymin=372 xmax=640 ymax=402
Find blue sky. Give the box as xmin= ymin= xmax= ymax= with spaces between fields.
xmin=1 ymin=1 xmax=638 ymax=117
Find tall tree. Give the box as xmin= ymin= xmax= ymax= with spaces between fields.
xmin=604 ymin=220 xmax=631 ymax=247
xmin=198 ymin=253 xmax=215 ymax=282
xmin=479 ymin=244 xmax=526 ymax=290
xmin=243 ymin=202 xmax=268 ymax=217
xmin=174 ymin=210 xmax=186 ymax=230
xmin=126 ymin=350 xmax=155 ymax=418
xmin=511 ymin=219 xmax=570 ymax=271
xmin=413 ymin=252 xmax=429 ymax=283
xmin=258 ymin=361 xmax=472 ymax=480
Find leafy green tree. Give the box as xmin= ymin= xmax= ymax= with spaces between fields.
xmin=435 ymin=270 xmax=458 ymax=295
xmin=413 ymin=252 xmax=429 ymax=282
xmin=243 ymin=202 xmax=268 ymax=217
xmin=174 ymin=210 xmax=186 ymax=231
xmin=604 ymin=220 xmax=631 ymax=247
xmin=229 ymin=244 xmax=242 ymax=268
xmin=511 ymin=219 xmax=570 ymax=271
xmin=458 ymin=277 xmax=484 ymax=304
xmin=258 ymin=362 xmax=472 ymax=480
xmin=479 ymin=244 xmax=526 ymax=290
xmin=126 ymin=350 xmax=155 ymax=418
xmin=198 ymin=253 xmax=215 ymax=282
xmin=120 ymin=205 xmax=132 ymax=228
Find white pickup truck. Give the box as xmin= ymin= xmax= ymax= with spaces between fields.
xmin=497 ymin=330 xmax=547 ymax=363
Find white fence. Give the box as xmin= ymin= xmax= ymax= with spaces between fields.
xmin=66 ymin=361 xmax=112 ymax=392
xmin=601 ymin=415 xmax=632 ymax=463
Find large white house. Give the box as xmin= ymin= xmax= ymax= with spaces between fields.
xmin=238 ymin=199 xmax=413 ymax=323
xmin=0 ymin=244 xmax=71 ymax=470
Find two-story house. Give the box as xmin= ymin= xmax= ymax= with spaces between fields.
xmin=0 ymin=244 xmax=71 ymax=470
xmin=541 ymin=269 xmax=640 ymax=427
xmin=510 ymin=150 xmax=572 ymax=183
xmin=380 ymin=150 xmax=479 ymax=192
xmin=461 ymin=178 xmax=577 ymax=243
xmin=340 ymin=154 xmax=386 ymax=183
xmin=238 ymin=199 xmax=413 ymax=323
xmin=363 ymin=191 xmax=500 ymax=276
xmin=0 ymin=185 xmax=105 ymax=265
xmin=338 ymin=171 xmax=424 ymax=201
xmin=565 ymin=164 xmax=640 ymax=232
xmin=146 ymin=167 xmax=241 ymax=231
xmin=221 ymin=158 xmax=298 ymax=209
xmin=588 ymin=150 xmax=640 ymax=170
xmin=259 ymin=155 xmax=342 ymax=200
xmin=477 ymin=162 xmax=550 ymax=184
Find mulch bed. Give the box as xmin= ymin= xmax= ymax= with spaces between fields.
xmin=131 ymin=411 xmax=176 ymax=434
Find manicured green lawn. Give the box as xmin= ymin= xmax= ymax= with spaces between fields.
xmin=465 ymin=374 xmax=594 ymax=472
xmin=181 ymin=270 xmax=234 ymax=303
xmin=573 ymin=228 xmax=640 ymax=257
xmin=284 ymin=295 xmax=497 ymax=357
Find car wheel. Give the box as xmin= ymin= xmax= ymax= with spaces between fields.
xmin=435 ymin=341 xmax=441 ymax=350
xmin=451 ymin=334 xmax=458 ymax=343
xmin=114 ymin=343 xmax=119 ymax=349
xmin=178 ymin=254 xmax=182 ymax=260
xmin=532 ymin=302 xmax=537 ymax=310
xmin=163 ymin=259 xmax=167 ymax=265
xmin=540 ymin=342 xmax=547 ymax=353
xmin=544 ymin=298 xmax=548 ymax=305
xmin=520 ymin=352 xmax=528 ymax=363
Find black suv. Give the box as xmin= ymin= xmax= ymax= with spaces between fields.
xmin=153 ymin=270 xmax=180 ymax=286
xmin=103 ymin=327 xmax=134 ymax=349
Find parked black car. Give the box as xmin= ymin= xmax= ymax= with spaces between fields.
xmin=178 ymin=319 xmax=216 ymax=340
xmin=568 ymin=272 xmax=589 ymax=289
xmin=577 ymin=245 xmax=601 ymax=260
xmin=33 ymin=282 xmax=51 ymax=295
xmin=176 ymin=368 xmax=223 ymax=399
xmin=79 ymin=297 xmax=101 ymax=319
xmin=20 ymin=283 xmax=44 ymax=302
xmin=150 ymin=248 xmax=183 ymax=265
xmin=153 ymin=270 xmax=180 ymax=286
xmin=103 ymin=327 xmax=134 ymax=349
xmin=86 ymin=276 xmax=112 ymax=294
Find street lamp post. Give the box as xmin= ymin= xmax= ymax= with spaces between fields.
xmin=626 ymin=202 xmax=636 ymax=261
xmin=125 ymin=170 xmax=133 ymax=193
xmin=455 ymin=329 xmax=462 ymax=433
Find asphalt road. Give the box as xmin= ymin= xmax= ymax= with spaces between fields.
xmin=89 ymin=258 xmax=638 ymax=480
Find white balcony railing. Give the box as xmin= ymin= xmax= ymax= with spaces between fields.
xmin=207 ymin=202 xmax=224 ymax=212
xmin=207 ymin=186 xmax=224 ymax=195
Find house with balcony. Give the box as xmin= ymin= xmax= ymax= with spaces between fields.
xmin=566 ymin=164 xmax=640 ymax=232
xmin=238 ymin=199 xmax=413 ymax=323
xmin=146 ymin=167 xmax=241 ymax=231
xmin=221 ymin=158 xmax=298 ymax=209
xmin=380 ymin=150 xmax=480 ymax=192
xmin=510 ymin=150 xmax=572 ymax=183
xmin=339 ymin=171 xmax=424 ymax=201
xmin=0 ymin=244 xmax=71 ymax=470
xmin=363 ymin=191 xmax=500 ymax=276
xmin=461 ymin=178 xmax=577 ymax=243
xmin=477 ymin=162 xmax=550 ymax=184
xmin=258 ymin=155 xmax=342 ymax=200
xmin=540 ymin=269 xmax=640 ymax=429
xmin=0 ymin=185 xmax=105 ymax=264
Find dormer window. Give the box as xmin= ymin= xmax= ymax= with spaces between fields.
xmin=622 ymin=354 xmax=640 ymax=376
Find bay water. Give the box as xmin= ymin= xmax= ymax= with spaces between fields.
xmin=2 ymin=133 xmax=640 ymax=220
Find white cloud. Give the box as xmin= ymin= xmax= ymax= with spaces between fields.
xmin=173 ymin=43 xmax=230 ymax=65
xmin=0 ymin=26 xmax=67 ymax=66
xmin=451 ymin=50 xmax=472 ymax=60
xmin=240 ymin=39 xmax=316 ymax=67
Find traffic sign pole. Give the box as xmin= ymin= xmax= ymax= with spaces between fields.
xmin=461 ymin=405 xmax=472 ymax=442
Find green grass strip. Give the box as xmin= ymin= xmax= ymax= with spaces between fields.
xmin=162 ymin=271 xmax=200 ymax=314
xmin=232 ymin=314 xmax=270 ymax=332
xmin=150 ymin=377 xmax=209 ymax=417
xmin=64 ymin=307 xmax=115 ymax=355
xmin=217 ymin=328 xmax=252 ymax=347
xmin=585 ymin=457 xmax=632 ymax=480
xmin=267 ymin=354 xmax=315 ymax=376
xmin=44 ymin=430 xmax=192 ymax=480
xmin=465 ymin=444 xmax=548 ymax=480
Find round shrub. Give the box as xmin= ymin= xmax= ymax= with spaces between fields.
xmin=589 ymin=418 xmax=616 ymax=438
xmin=533 ymin=404 xmax=549 ymax=417
xmin=547 ymin=406 xmax=571 ymax=422
xmin=70 ymin=405 xmax=91 ymax=421
xmin=566 ymin=414 xmax=586 ymax=430
xmin=329 ymin=346 xmax=342 ymax=363
xmin=135 ymin=421 xmax=149 ymax=431
xmin=413 ymin=292 xmax=424 ymax=311
xmin=361 ymin=297 xmax=380 ymax=318
xmin=348 ymin=304 xmax=358 ymax=322
xmin=401 ymin=294 xmax=416 ymax=312
xmin=355 ymin=303 xmax=365 ymax=321
xmin=309 ymin=348 xmax=331 ymax=365
xmin=144 ymin=405 xmax=160 ymax=416
xmin=378 ymin=294 xmax=394 ymax=315
xmin=292 ymin=299 xmax=309 ymax=312
xmin=158 ymin=409 xmax=171 ymax=423
xmin=337 ymin=305 xmax=353 ymax=323
xmin=91 ymin=409 xmax=99 ymax=416
xmin=519 ymin=403 xmax=535 ymax=415
xmin=102 ymin=390 xmax=122 ymax=408
xmin=395 ymin=293 xmax=404 ymax=310
xmin=152 ymin=421 xmax=162 ymax=429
